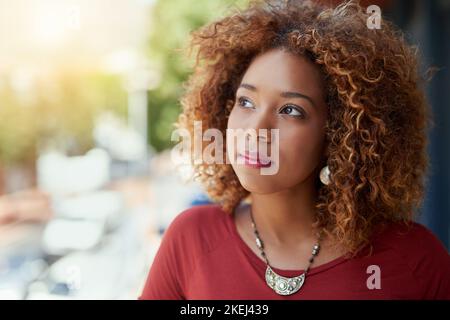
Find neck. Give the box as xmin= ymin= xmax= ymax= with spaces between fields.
xmin=249 ymin=174 xmax=320 ymax=247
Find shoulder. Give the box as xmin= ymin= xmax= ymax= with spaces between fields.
xmin=140 ymin=204 xmax=230 ymax=300
xmin=174 ymin=203 xmax=230 ymax=224
xmin=371 ymin=220 xmax=450 ymax=298
xmin=373 ymin=220 xmax=448 ymax=256
xmin=163 ymin=203 xmax=233 ymax=252
xmin=168 ymin=203 xmax=230 ymax=233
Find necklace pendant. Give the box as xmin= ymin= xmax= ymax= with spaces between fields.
xmin=265 ymin=265 xmax=305 ymax=296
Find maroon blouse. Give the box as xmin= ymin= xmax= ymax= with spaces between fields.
xmin=139 ymin=204 xmax=450 ymax=300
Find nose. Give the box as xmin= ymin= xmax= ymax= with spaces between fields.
xmin=245 ymin=106 xmax=274 ymax=145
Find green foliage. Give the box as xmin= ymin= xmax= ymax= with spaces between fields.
xmin=146 ymin=0 xmax=247 ymax=151
xmin=0 ymin=72 xmax=127 ymax=164
xmin=0 ymin=90 xmax=38 ymax=164
xmin=0 ymin=0 xmax=249 ymax=164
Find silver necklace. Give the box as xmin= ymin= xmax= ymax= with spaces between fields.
xmin=250 ymin=210 xmax=323 ymax=296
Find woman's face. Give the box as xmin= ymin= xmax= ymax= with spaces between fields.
xmin=227 ymin=48 xmax=328 ymax=194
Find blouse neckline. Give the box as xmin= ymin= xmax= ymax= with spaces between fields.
xmin=225 ymin=209 xmax=349 ymax=277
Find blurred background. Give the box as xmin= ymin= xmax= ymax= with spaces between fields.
xmin=0 ymin=0 xmax=448 ymax=299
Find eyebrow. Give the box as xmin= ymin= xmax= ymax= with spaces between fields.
xmin=238 ymin=83 xmax=316 ymax=107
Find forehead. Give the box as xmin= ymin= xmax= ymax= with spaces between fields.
xmin=240 ymin=48 xmax=325 ymax=99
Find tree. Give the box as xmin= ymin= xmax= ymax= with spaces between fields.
xmin=145 ymin=0 xmax=247 ymax=151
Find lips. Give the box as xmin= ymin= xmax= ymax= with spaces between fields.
xmin=239 ymin=151 xmax=272 ymax=168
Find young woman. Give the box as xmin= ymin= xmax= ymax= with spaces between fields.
xmin=139 ymin=0 xmax=450 ymax=299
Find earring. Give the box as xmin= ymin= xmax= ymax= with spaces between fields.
xmin=319 ymin=165 xmax=330 ymax=185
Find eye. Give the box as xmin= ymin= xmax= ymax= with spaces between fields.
xmin=280 ymin=105 xmax=305 ymax=118
xmin=236 ymin=96 xmax=254 ymax=109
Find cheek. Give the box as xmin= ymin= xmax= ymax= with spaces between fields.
xmin=278 ymin=125 xmax=325 ymax=174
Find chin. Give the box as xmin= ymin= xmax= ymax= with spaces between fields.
xmin=236 ymin=174 xmax=281 ymax=194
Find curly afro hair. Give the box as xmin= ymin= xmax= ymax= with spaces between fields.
xmin=176 ymin=0 xmax=433 ymax=255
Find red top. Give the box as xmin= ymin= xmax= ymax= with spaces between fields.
xmin=139 ymin=204 xmax=450 ymax=300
